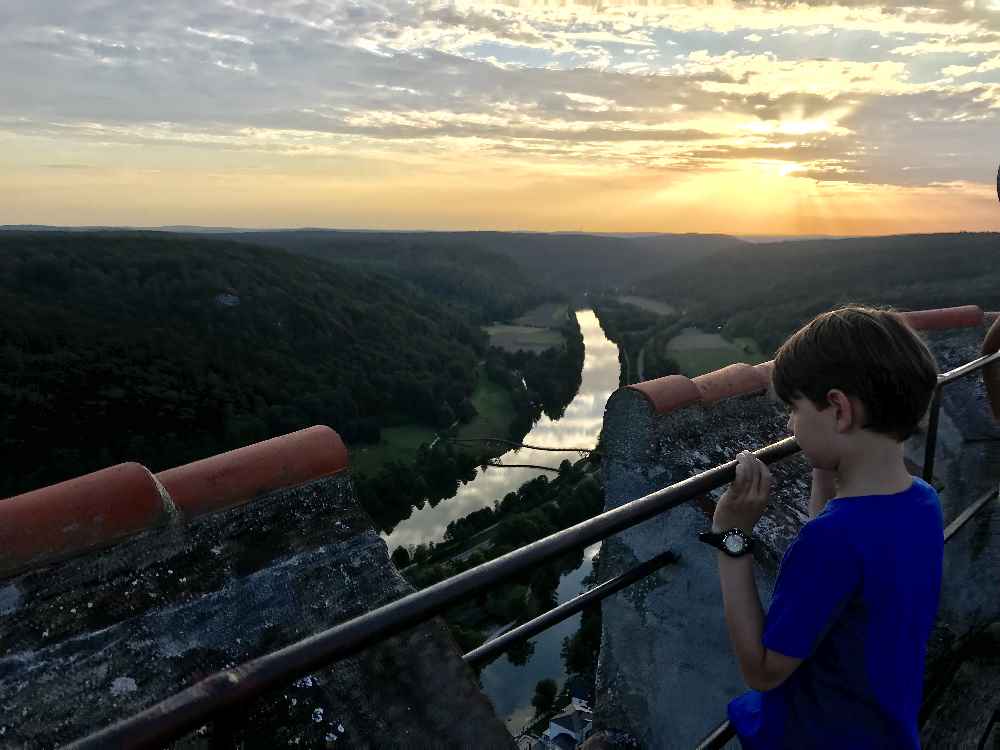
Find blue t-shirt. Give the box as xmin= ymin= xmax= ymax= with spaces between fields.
xmin=728 ymin=476 xmax=944 ymax=749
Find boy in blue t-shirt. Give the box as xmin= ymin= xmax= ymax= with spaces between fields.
xmin=709 ymin=305 xmax=944 ymax=749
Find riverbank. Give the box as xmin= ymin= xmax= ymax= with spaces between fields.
xmin=352 ymin=303 xmax=575 ymax=476
xmin=352 ymin=307 xmax=583 ymax=535
xmin=664 ymin=325 xmax=768 ymax=376
xmin=383 ymin=309 xmax=622 ymax=732
xmin=594 ymin=296 xmax=768 ymax=382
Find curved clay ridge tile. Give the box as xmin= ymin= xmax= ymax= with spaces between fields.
xmin=692 ymin=363 xmax=770 ymax=405
xmin=901 ymin=305 xmax=983 ymax=331
xmin=754 ymin=361 xmax=774 ymax=379
xmin=625 ymin=305 xmax=986 ymax=416
xmin=627 ymin=374 xmax=702 ymax=415
xmin=157 ymin=425 xmax=349 ymax=518
xmin=0 ymin=463 xmax=167 ymax=578
xmin=982 ymin=314 xmax=1000 ymax=421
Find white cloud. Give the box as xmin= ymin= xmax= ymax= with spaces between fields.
xmin=0 ymin=0 xmax=997 ymax=194
xmin=185 ymin=26 xmax=253 ymax=45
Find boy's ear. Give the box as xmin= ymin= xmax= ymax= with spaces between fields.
xmin=826 ymin=389 xmax=859 ymax=430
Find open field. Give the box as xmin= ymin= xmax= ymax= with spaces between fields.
xmin=455 ymin=370 xmax=516 ymax=446
xmin=486 ymin=324 xmax=564 ymax=354
xmin=514 ymin=303 xmax=569 ymax=328
xmin=350 ymin=368 xmax=516 ymax=474
xmin=618 ymin=296 xmax=676 ymax=317
xmin=351 ymin=424 xmax=438 ymax=475
xmin=665 ymin=326 xmax=767 ymax=377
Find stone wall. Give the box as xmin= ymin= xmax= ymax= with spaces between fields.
xmin=0 ymin=428 xmax=513 ymax=749
xmin=596 ymin=307 xmax=1000 ymax=749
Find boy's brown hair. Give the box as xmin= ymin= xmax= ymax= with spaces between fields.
xmin=772 ymin=304 xmax=939 ymax=441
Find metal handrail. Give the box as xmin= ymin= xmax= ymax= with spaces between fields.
xmin=65 ymin=437 xmax=799 ymax=749
xmin=65 ymin=349 xmax=1000 ymax=749
xmin=463 ymin=550 xmax=679 ymax=666
xmin=923 ymin=350 xmax=1000 ymax=482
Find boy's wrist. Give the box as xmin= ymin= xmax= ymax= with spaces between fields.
xmin=711 ymin=522 xmax=754 ymax=536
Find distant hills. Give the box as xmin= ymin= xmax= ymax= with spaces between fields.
xmin=178 ymin=229 xmax=747 ymax=297
xmin=638 ymin=231 xmax=1000 ymax=352
xmin=1 ymin=226 xmax=746 ymax=296
xmin=3 ymin=226 xmax=998 ymax=495
xmin=737 ymin=234 xmax=860 ymax=243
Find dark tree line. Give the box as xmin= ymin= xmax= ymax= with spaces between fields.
xmin=358 ymin=313 xmax=585 ymax=535
xmin=210 ymin=231 xmax=552 ymax=324
xmin=401 ymin=461 xmax=605 ymax=663
xmin=501 ymin=313 xmax=585 ymax=421
xmin=638 ymin=232 xmax=1000 ymax=354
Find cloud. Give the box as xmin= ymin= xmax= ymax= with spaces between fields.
xmin=943 ymin=54 xmax=1000 ymax=77
xmin=1 ymin=0 xmax=998 ymax=231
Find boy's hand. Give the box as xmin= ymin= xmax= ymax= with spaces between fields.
xmin=713 ymin=450 xmax=772 ymax=535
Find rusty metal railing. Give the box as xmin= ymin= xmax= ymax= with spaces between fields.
xmin=65 ymin=437 xmax=800 ymax=749
xmin=66 ymin=349 xmax=1000 ymax=750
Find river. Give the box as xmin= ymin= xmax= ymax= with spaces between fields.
xmin=382 ymin=309 xmax=622 ymax=734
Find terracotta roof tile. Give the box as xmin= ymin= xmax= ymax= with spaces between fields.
xmin=627 ymin=304 xmax=988 ymax=416
xmin=0 ymin=463 xmax=168 ymax=578
xmin=157 ymin=425 xmax=349 ymax=518
xmin=692 ymin=363 xmax=769 ymax=405
xmin=901 ymin=305 xmax=982 ymax=331
xmin=627 ymin=374 xmax=701 ymax=414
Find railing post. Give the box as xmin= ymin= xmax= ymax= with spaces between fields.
xmin=923 ymin=384 xmax=943 ymax=483
xmin=463 ymin=550 xmax=678 ymax=665
xmin=694 ymin=719 xmax=736 ymax=749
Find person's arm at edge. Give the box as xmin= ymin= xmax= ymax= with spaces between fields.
xmin=714 ymin=527 xmax=803 ymax=692
xmin=713 ymin=452 xmax=803 ymax=692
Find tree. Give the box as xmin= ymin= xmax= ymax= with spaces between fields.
xmin=532 ymin=678 xmax=558 ymax=717
xmin=506 ymin=638 xmax=535 ymax=666
xmin=391 ymin=546 xmax=410 ymax=569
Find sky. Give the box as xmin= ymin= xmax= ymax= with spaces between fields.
xmin=3 ymin=0 xmax=1000 ymax=234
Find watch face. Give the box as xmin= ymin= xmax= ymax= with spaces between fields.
xmin=723 ymin=533 xmax=745 ymax=553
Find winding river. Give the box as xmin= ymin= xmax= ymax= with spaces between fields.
xmin=382 ymin=309 xmax=622 ymax=734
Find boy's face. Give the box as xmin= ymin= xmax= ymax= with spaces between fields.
xmin=786 ymin=394 xmax=840 ymax=470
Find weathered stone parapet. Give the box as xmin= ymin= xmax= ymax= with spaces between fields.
xmin=0 ymin=470 xmax=513 ymax=748
xmin=0 ymin=426 xmax=350 ymax=580
xmin=598 ymin=388 xmax=799 ymax=748
xmin=0 ymin=426 xmax=511 ymax=749
xmin=596 ymin=306 xmax=1000 ymax=748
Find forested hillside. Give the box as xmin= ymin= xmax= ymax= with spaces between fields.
xmin=638 ymin=232 xmax=1000 ymax=353
xmin=0 ymin=232 xmax=489 ymax=497
xmin=207 ymin=230 xmax=551 ymax=322
xmin=205 ymin=230 xmax=745 ymax=297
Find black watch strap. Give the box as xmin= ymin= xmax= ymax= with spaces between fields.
xmin=698 ymin=528 xmax=754 ymax=557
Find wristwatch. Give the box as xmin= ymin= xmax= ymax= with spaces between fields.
xmin=698 ymin=528 xmax=754 ymax=557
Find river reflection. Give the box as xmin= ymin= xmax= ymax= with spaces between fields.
xmin=382 ymin=309 xmax=621 ymax=551
xmin=479 ymin=542 xmax=602 ymax=733
xmin=380 ymin=309 xmax=621 ymax=736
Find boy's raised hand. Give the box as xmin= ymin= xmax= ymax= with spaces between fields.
xmin=713 ymin=450 xmax=772 ymax=534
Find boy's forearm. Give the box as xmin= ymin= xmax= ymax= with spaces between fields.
xmin=716 ymin=551 xmax=766 ymax=686
xmin=809 ymin=468 xmax=837 ymax=519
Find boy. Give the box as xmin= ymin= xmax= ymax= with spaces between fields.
xmin=707 ymin=305 xmax=943 ymax=748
